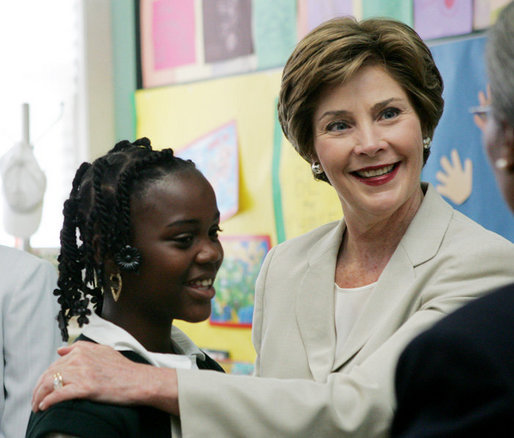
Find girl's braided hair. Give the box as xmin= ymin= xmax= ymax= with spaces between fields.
xmin=55 ymin=137 xmax=196 ymax=341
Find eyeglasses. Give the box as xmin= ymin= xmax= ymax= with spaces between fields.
xmin=469 ymin=105 xmax=491 ymax=122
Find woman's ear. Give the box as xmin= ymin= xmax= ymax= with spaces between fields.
xmin=499 ymin=122 xmax=514 ymax=173
xmin=504 ymin=124 xmax=514 ymax=156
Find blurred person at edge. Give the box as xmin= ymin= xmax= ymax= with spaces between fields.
xmin=393 ymin=3 xmax=514 ymax=437
xmin=0 ymin=126 xmax=61 ymax=438
xmin=0 ymin=246 xmax=60 ymax=438
xmin=32 ymin=16 xmax=514 ymax=437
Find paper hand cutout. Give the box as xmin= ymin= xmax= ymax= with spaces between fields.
xmin=473 ymin=85 xmax=491 ymax=133
xmin=436 ymin=149 xmax=472 ymax=205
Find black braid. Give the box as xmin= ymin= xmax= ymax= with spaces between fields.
xmin=91 ymin=158 xmax=115 ymax=261
xmin=54 ymin=162 xmax=92 ymax=341
xmin=114 ymin=149 xmax=175 ymax=252
xmin=54 ymin=138 xmax=196 ymax=341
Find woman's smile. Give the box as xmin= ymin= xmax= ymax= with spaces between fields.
xmin=352 ymin=162 xmax=400 ymax=185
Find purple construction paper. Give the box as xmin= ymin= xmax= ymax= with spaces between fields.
xmin=306 ymin=0 xmax=353 ymax=32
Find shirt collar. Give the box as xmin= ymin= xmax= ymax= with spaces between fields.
xmin=82 ymin=313 xmax=206 ymax=369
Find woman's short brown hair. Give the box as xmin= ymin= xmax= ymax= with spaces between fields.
xmin=278 ymin=16 xmax=444 ymax=176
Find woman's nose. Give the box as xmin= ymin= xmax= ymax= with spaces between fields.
xmin=354 ymin=125 xmax=385 ymax=156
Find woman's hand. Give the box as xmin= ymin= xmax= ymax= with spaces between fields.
xmin=31 ymin=341 xmax=180 ymax=415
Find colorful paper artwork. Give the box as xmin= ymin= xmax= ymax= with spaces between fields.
xmin=151 ymin=0 xmax=196 ymax=70
xmin=253 ymin=0 xmax=297 ymax=69
xmin=210 ymin=235 xmax=271 ymax=327
xmin=202 ymin=0 xmax=254 ymax=63
xmin=139 ymin=0 xmax=505 ymax=89
xmin=362 ymin=0 xmax=414 ymax=26
xmin=298 ymin=0 xmax=353 ymax=38
xmin=177 ymin=121 xmax=239 ymax=222
xmin=414 ymin=0 xmax=473 ymax=40
xmin=140 ymin=0 xmax=198 ymax=87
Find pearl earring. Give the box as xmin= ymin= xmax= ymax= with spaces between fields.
xmin=495 ymin=158 xmax=508 ymax=170
xmin=311 ymin=162 xmax=323 ymax=175
xmin=423 ymin=137 xmax=431 ymax=150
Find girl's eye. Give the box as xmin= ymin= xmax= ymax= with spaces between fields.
xmin=326 ymin=121 xmax=349 ymax=132
xmin=173 ymin=235 xmax=194 ymax=246
xmin=210 ymin=225 xmax=222 ymax=240
xmin=381 ymin=108 xmax=400 ymax=120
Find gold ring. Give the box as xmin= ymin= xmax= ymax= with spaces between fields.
xmin=53 ymin=372 xmax=64 ymax=391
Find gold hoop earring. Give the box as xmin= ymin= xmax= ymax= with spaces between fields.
xmin=109 ymin=273 xmax=122 ymax=302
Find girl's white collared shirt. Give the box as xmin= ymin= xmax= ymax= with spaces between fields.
xmin=82 ymin=313 xmax=205 ymax=437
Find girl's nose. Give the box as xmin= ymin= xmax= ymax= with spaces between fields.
xmin=196 ymin=240 xmax=223 ymax=265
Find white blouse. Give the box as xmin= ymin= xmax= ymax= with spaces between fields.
xmin=334 ymin=282 xmax=376 ymax=360
xmin=82 ymin=313 xmax=204 ymax=437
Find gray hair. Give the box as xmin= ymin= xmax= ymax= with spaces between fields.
xmin=486 ymin=1 xmax=514 ymax=127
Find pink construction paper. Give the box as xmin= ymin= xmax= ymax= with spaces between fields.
xmin=152 ymin=0 xmax=196 ymax=70
xmin=414 ymin=0 xmax=473 ymax=40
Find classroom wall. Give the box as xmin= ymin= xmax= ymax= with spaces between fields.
xmin=82 ymin=0 xmax=116 ymax=160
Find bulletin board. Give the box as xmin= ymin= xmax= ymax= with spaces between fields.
xmin=137 ymin=0 xmax=510 ymax=89
xmin=138 ymin=0 xmax=297 ymax=88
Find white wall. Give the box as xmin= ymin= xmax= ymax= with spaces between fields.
xmin=79 ymin=0 xmax=115 ymax=161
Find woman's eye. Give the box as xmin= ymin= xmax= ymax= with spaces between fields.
xmin=381 ymin=108 xmax=400 ymax=120
xmin=326 ymin=121 xmax=349 ymax=132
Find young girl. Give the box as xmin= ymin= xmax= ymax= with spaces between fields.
xmin=26 ymin=138 xmax=224 ymax=437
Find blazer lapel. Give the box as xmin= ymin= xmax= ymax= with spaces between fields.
xmin=296 ymin=220 xmax=345 ymax=382
xmin=331 ymin=183 xmax=453 ymax=372
xmin=331 ymin=244 xmax=415 ymax=371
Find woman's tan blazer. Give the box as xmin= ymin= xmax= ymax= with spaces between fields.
xmin=177 ymin=183 xmax=514 ymax=437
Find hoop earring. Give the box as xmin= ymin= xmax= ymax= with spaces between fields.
xmin=311 ymin=162 xmax=324 ymax=175
xmin=423 ymin=137 xmax=431 ymax=150
xmin=109 ymin=273 xmax=122 ymax=302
